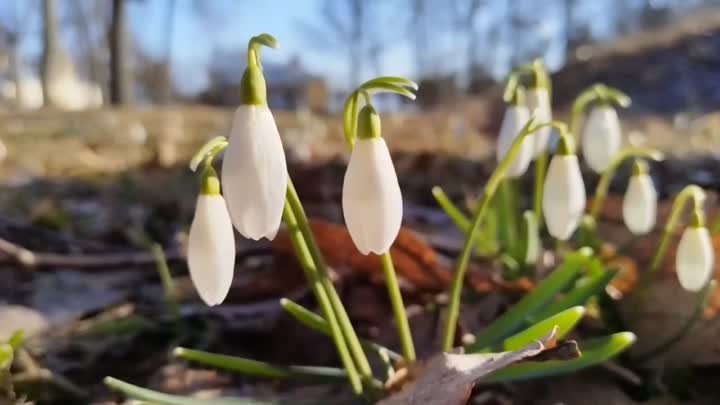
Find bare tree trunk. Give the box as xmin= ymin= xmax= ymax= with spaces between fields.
xmin=109 ymin=0 xmax=131 ymax=105
xmin=41 ymin=0 xmax=60 ymax=107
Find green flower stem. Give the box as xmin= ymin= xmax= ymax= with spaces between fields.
xmin=647 ymin=184 xmax=706 ymax=279
xmin=497 ymin=179 xmax=521 ymax=260
xmin=570 ymin=84 xmax=631 ymax=138
xmin=441 ymin=117 xmax=538 ymax=351
xmin=281 ymin=201 xmax=363 ymax=394
xmin=280 ymin=298 xmax=402 ymax=361
xmin=533 ymin=152 xmax=548 ymax=228
xmin=635 ymin=280 xmax=716 ymax=363
xmin=150 ymin=243 xmax=178 ymax=318
xmin=285 ymin=180 xmax=373 ymax=382
xmin=173 ymin=347 xmax=348 ymax=382
xmin=380 ymin=253 xmax=416 ymax=362
xmin=431 ymin=186 xmax=498 ymax=256
xmin=189 ymin=136 xmax=228 ymax=172
xmin=589 ymin=148 xmax=664 ymax=220
xmin=482 ymin=332 xmax=636 ymax=383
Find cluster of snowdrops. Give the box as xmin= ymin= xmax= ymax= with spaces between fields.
xmin=101 ymin=33 xmax=716 ymax=404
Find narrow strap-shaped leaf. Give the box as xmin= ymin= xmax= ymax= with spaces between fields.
xmin=466 ymin=248 xmax=592 ymax=352
xmin=173 ymin=348 xmax=347 ymax=382
xmin=530 ymin=268 xmax=617 ymax=322
xmin=105 ymin=377 xmax=287 ymax=405
xmin=280 ymin=298 xmax=402 ymax=361
xmin=481 ymin=332 xmax=636 ymax=383
xmin=503 ymin=306 xmax=585 ymax=351
xmin=519 ymin=210 xmax=540 ymax=265
xmin=0 ymin=343 xmax=13 ymax=370
xmin=7 ymin=330 xmax=24 ymax=351
xmin=431 ymin=186 xmax=497 ymax=256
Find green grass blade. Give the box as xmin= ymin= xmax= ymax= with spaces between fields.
xmin=503 ymin=306 xmax=585 ymax=351
xmin=431 ymin=186 xmax=497 ymax=256
xmin=0 ymin=344 xmax=13 ymax=370
xmin=173 ymin=348 xmax=347 ymax=382
xmin=519 ymin=211 xmax=540 ymax=266
xmin=466 ymin=248 xmax=593 ymax=352
xmin=7 ymin=330 xmax=24 ymax=351
xmin=482 ymin=332 xmax=636 ymax=383
xmin=280 ymin=298 xmax=402 ymax=361
xmin=105 ymin=377 xmax=284 ymax=405
xmin=530 ymin=268 xmax=617 ymax=322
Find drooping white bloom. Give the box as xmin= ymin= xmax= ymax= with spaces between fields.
xmin=526 ymin=87 xmax=552 ymax=158
xmin=496 ymin=105 xmax=533 ymax=178
xmin=222 ymin=105 xmax=288 ymax=240
xmin=676 ymin=226 xmax=714 ymax=292
xmin=622 ymin=172 xmax=657 ymax=235
xmin=542 ymin=154 xmax=586 ymax=240
xmin=581 ymin=106 xmax=622 ymax=172
xmin=188 ymin=193 xmax=237 ymax=306
xmin=342 ymin=137 xmax=403 ymax=255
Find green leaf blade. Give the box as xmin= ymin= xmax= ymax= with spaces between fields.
xmin=466 ymin=248 xmax=592 ymax=352
xmin=503 ymin=306 xmax=586 ymax=351
xmin=483 ymin=332 xmax=636 ymax=383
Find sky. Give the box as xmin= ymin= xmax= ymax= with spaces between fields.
xmin=0 ymin=0 xmax=712 ymax=96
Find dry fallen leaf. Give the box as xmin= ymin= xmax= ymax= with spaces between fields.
xmin=376 ymin=329 xmax=568 ymax=405
xmin=273 ymin=219 xmax=449 ymax=292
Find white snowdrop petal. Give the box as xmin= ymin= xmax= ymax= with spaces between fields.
xmin=496 ymin=106 xmax=533 ymax=178
xmin=542 ymin=155 xmax=586 ymax=240
xmin=188 ymin=195 xmax=236 ymax=306
xmin=676 ymin=227 xmax=714 ymax=292
xmin=342 ymin=138 xmax=403 ymax=255
xmin=222 ymin=105 xmax=288 ymax=240
xmin=622 ymin=174 xmax=657 ymax=235
xmin=526 ymin=88 xmax=552 ymax=158
xmin=581 ymin=106 xmax=622 ymax=172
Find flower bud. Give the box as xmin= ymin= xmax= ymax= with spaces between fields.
xmin=622 ymin=162 xmax=657 ymax=235
xmin=188 ymin=169 xmax=236 ymax=306
xmin=342 ymin=106 xmax=402 ymax=255
xmin=581 ymin=105 xmax=622 ymax=172
xmin=676 ymin=214 xmax=714 ymax=292
xmin=542 ymin=154 xmax=586 ymax=240
xmin=526 ymin=87 xmax=552 ymax=158
xmin=496 ymin=105 xmax=532 ymax=178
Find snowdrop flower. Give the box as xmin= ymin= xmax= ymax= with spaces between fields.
xmin=342 ymin=105 xmax=402 ymax=255
xmin=526 ymin=86 xmax=552 ymax=158
xmin=581 ymin=105 xmax=622 ymax=172
xmin=622 ymin=160 xmax=657 ymax=235
xmin=188 ymin=167 xmax=236 ymax=306
xmin=496 ymin=89 xmax=533 ymax=178
xmin=221 ymin=35 xmax=288 ymax=240
xmin=676 ymin=209 xmax=714 ymax=292
xmin=542 ymin=134 xmax=586 ymax=240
